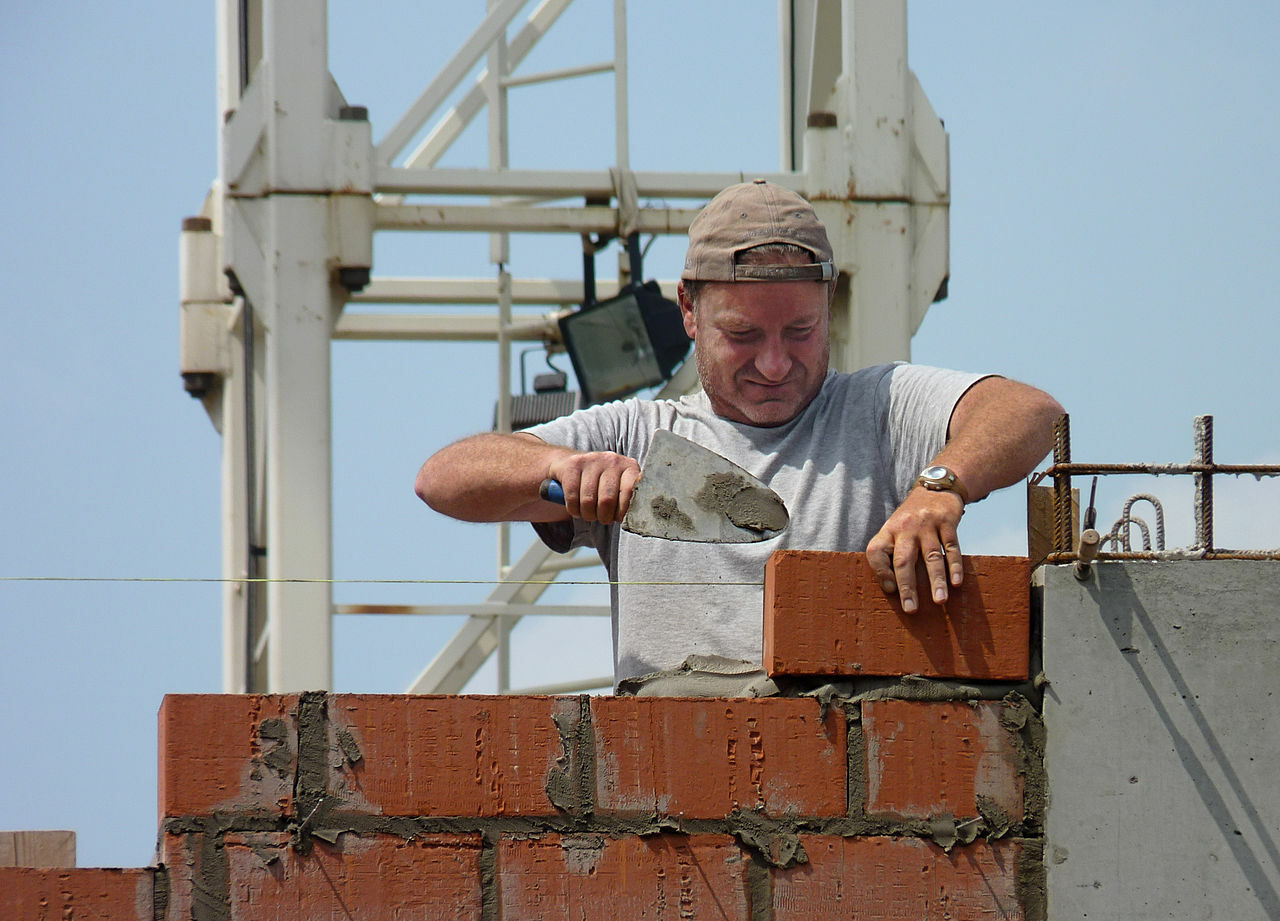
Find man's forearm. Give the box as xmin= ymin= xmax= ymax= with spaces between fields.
xmin=415 ymin=432 xmax=573 ymax=522
xmin=937 ymin=377 xmax=1064 ymax=501
xmin=865 ymin=376 xmax=1062 ymax=612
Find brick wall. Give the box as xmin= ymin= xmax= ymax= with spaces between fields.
xmin=1 ymin=553 xmax=1044 ymax=920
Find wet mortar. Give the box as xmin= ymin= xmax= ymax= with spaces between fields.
xmin=694 ymin=473 xmax=789 ymax=533
xmin=649 ymin=495 xmax=694 ymax=532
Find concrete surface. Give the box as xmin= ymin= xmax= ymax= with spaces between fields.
xmin=1041 ymin=561 xmax=1280 ymax=920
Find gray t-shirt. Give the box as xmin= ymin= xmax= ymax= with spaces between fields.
xmin=525 ymin=362 xmax=988 ymax=682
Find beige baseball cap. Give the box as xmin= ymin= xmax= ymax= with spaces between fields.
xmin=681 ymin=178 xmax=836 ymax=283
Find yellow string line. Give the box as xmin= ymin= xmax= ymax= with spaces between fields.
xmin=0 ymin=576 xmax=763 ymax=586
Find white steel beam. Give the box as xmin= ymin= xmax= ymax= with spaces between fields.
xmin=407 ymin=538 xmax=568 ymax=694
xmin=401 ymin=0 xmax=576 ymax=172
xmin=502 ymin=61 xmax=613 ymax=89
xmin=257 ymin=0 xmax=336 ymax=691
xmin=222 ymin=0 xmax=342 ymax=692
xmin=347 ymin=276 xmax=656 ymax=306
xmin=800 ymin=0 xmax=948 ymax=371
xmin=261 ymin=202 xmax=335 ymax=692
xmin=510 ymin=676 xmax=613 ymax=695
xmin=375 ymin=203 xmax=700 ymax=235
xmin=220 ymin=305 xmax=249 ymax=693
xmin=612 ymin=0 xmax=629 ymax=175
xmin=375 ymin=166 xmax=795 ymax=199
xmin=333 ymin=313 xmax=557 ymax=342
xmin=334 ymin=604 xmax=608 ymax=617
xmin=375 ymin=0 xmax=527 ymax=165
xmin=180 ymin=211 xmax=252 ymax=694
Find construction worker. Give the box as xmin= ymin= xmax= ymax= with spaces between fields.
xmin=416 ymin=180 xmax=1062 ymax=685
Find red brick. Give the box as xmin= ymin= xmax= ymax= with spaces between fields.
xmin=157 ymin=833 xmax=200 ymax=921
xmin=592 ymin=697 xmax=846 ymax=818
xmin=764 ymin=551 xmax=1031 ymax=680
xmin=773 ymin=836 xmax=1025 ymax=920
xmin=862 ymin=700 xmax=1024 ymax=823
xmin=158 ymin=694 xmax=298 ymax=819
xmin=327 ymin=694 xmax=572 ymax=816
xmin=498 ymin=834 xmax=751 ymax=920
xmin=0 ymin=867 xmax=153 ymax=921
xmin=225 ymin=832 xmax=483 ymax=921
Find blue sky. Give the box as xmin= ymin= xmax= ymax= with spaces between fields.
xmin=3 ymin=1 xmax=1278 ymax=869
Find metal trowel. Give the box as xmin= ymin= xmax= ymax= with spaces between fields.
xmin=539 ymin=430 xmax=789 ymax=543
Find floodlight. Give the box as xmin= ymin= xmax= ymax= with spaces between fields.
xmin=495 ymin=360 xmax=582 ymax=431
xmin=558 ymin=234 xmax=691 ymax=405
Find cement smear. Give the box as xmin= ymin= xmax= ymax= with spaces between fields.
xmin=694 ymin=473 xmax=788 ymax=533
xmin=648 ymin=495 xmax=694 ymax=532
xmin=544 ymin=696 xmax=594 ymax=817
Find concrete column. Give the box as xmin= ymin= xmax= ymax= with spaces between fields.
xmin=1041 ymin=561 xmax=1280 ymax=920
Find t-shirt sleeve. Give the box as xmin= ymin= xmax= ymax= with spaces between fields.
xmin=522 ymin=402 xmax=634 ymax=555
xmin=882 ymin=364 xmax=995 ymax=502
xmin=523 ymin=401 xmax=629 ymax=455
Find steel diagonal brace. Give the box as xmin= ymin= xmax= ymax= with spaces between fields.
xmin=407 ymin=539 xmax=568 ymax=694
xmin=376 ymin=0 xmax=528 ymax=165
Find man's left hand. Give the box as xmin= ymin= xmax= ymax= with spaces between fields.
xmin=865 ymin=488 xmax=965 ymax=613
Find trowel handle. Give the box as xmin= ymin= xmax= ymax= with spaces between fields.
xmin=538 ymin=478 xmax=566 ymax=505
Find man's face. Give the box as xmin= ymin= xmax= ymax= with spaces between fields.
xmin=679 ymin=275 xmax=831 ymax=427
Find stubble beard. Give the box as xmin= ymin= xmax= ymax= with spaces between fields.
xmin=695 ymin=342 xmax=828 ymax=428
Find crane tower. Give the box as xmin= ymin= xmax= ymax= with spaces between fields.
xmin=178 ymin=0 xmax=949 ymax=693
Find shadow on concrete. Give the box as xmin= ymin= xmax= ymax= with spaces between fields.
xmin=1087 ymin=566 xmax=1279 ymax=917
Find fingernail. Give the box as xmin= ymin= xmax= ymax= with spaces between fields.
xmin=881 ymin=581 xmax=896 ymax=593
xmin=934 ymin=587 xmax=946 ymax=603
xmin=902 ymin=598 xmax=916 ymax=613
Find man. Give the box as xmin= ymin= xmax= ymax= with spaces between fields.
xmin=416 ymin=179 xmax=1062 ymax=684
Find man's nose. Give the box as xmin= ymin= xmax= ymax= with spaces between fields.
xmin=754 ymin=337 xmax=791 ymax=381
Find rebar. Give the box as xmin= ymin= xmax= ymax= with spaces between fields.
xmin=1193 ymin=414 xmax=1214 ymax=551
xmin=1052 ymin=414 xmax=1073 ymax=554
xmin=1104 ymin=494 xmax=1165 ymax=552
xmin=1036 ymin=414 xmax=1280 ymax=564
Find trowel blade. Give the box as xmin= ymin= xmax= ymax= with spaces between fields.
xmin=621 ymin=431 xmax=789 ymax=543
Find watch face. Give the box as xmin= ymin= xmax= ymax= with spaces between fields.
xmin=923 ymin=465 xmax=948 ymax=480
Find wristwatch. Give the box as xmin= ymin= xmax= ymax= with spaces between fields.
xmin=916 ymin=464 xmax=970 ymax=504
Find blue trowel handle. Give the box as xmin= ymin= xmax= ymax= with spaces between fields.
xmin=539 ymin=478 xmax=565 ymax=505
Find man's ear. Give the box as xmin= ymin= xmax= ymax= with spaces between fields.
xmin=677 ymin=281 xmax=697 ymax=339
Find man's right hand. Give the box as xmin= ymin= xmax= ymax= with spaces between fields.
xmin=416 ymin=432 xmax=642 ymax=526
xmin=545 ymin=451 xmax=641 ymax=525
